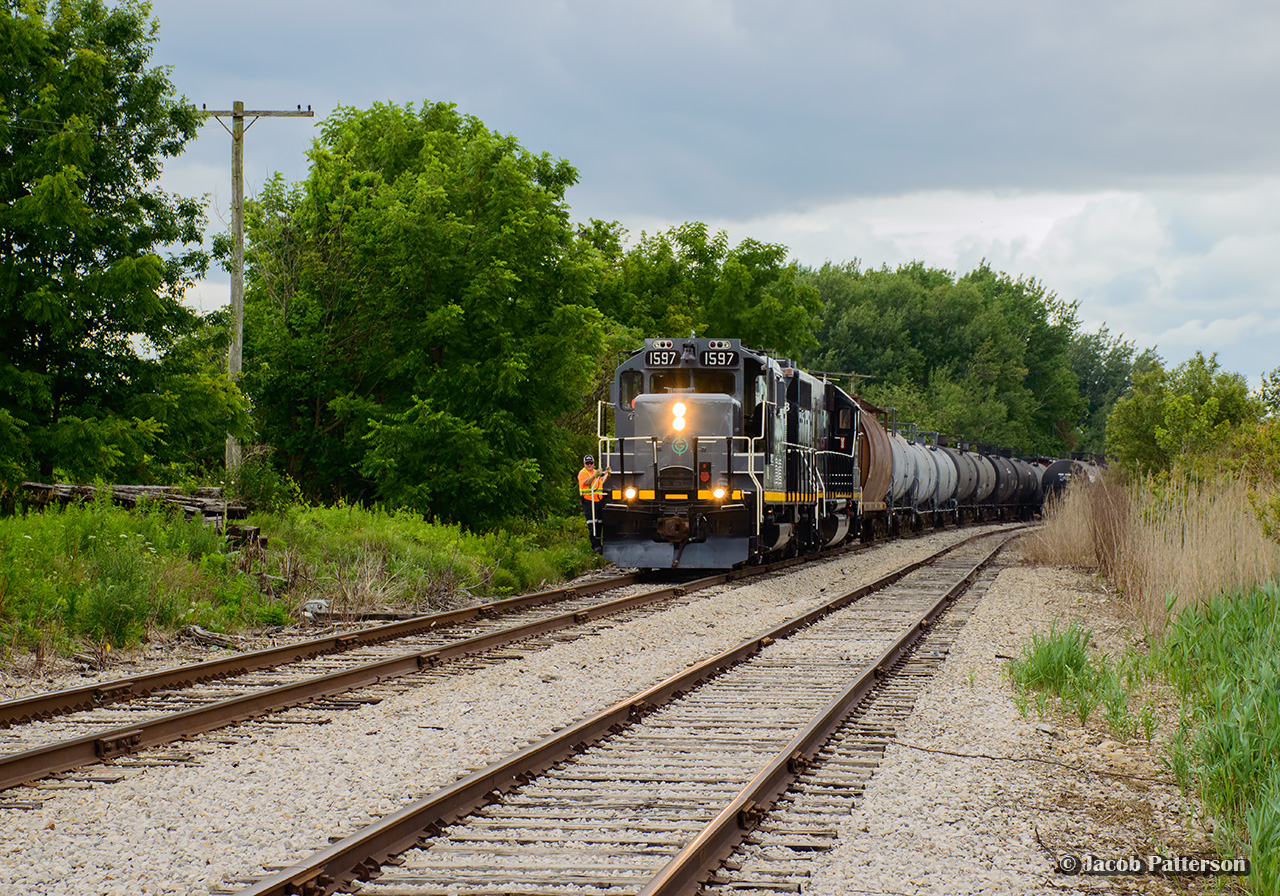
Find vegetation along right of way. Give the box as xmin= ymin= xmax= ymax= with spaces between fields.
xmin=1017 ymin=383 xmax=1280 ymax=895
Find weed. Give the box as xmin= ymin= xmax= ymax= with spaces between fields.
xmin=1007 ymin=618 xmax=1092 ymax=693
xmin=1139 ymin=702 xmax=1159 ymax=742
xmin=1155 ymin=582 xmax=1280 ymax=895
xmin=2 ymin=499 xmax=605 ymax=666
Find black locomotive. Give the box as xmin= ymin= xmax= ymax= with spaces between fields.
xmin=596 ymin=337 xmax=1091 ymax=569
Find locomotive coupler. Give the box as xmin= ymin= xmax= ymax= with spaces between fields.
xmin=655 ymin=513 xmax=691 ymax=544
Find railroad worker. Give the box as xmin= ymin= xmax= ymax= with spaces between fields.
xmin=577 ymin=455 xmax=610 ymax=552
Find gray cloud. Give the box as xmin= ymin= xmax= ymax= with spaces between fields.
xmin=147 ymin=0 xmax=1280 ymax=381
xmin=152 ymin=0 xmax=1280 ymax=218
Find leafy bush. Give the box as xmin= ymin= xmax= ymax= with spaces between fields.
xmin=1157 ymin=582 xmax=1280 ymax=892
xmin=2 ymin=492 xmax=603 ymax=666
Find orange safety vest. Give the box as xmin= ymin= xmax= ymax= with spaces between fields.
xmin=578 ymin=467 xmax=606 ymax=501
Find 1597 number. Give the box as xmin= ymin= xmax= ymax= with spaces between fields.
xmin=701 ymin=350 xmax=738 ymax=367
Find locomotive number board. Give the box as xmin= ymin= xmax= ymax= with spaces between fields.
xmin=700 ymin=350 xmax=739 ymax=367
xmin=646 ymin=349 xmax=680 ymax=366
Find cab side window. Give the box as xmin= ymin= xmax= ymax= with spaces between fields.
xmin=620 ymin=370 xmax=642 ymax=408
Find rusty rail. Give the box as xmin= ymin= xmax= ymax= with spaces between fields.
xmin=0 ymin=573 xmax=646 ymax=728
xmin=0 ymin=571 xmax=735 ymax=792
xmin=637 ymin=534 xmax=1012 ymax=896
xmin=235 ymin=528 xmax=1019 ymax=896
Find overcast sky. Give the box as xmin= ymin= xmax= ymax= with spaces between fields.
xmin=149 ymin=0 xmax=1280 ymax=384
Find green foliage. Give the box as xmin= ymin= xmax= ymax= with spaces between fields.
xmin=253 ymin=504 xmax=600 ymax=609
xmin=591 ymin=222 xmax=822 ymax=360
xmin=1007 ymin=618 xmax=1092 ymax=692
xmin=1157 ymin=582 xmax=1280 ymax=892
xmin=0 ymin=0 xmax=248 ymax=485
xmin=1260 ymin=366 xmax=1280 ymax=419
xmin=0 ymin=493 xmax=260 ymax=655
xmin=804 ymin=260 xmax=1084 ymax=453
xmin=1070 ymin=326 xmax=1137 ymax=454
xmin=227 ymin=447 xmax=303 ymax=514
xmin=1007 ymin=620 xmax=1154 ymax=740
xmin=242 ymin=101 xmax=605 ymax=526
xmin=1106 ymin=351 xmax=1261 ymax=475
xmin=1 ymin=493 xmax=604 ymax=663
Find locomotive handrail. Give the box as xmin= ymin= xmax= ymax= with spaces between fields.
xmin=814 ymin=448 xmax=858 ymax=499
xmin=595 ymin=435 xmax=659 ymax=482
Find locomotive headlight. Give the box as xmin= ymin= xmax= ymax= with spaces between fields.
xmin=673 ymin=417 xmax=686 ymax=431
xmin=712 ymin=486 xmax=726 ymax=500
xmin=672 ymin=401 xmax=687 ymax=432
xmin=673 ymin=402 xmax=687 ymax=416
xmin=624 ymin=486 xmax=637 ymax=501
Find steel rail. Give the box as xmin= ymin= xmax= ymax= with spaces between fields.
xmin=0 ymin=571 xmax=733 ymax=793
xmin=0 ymin=573 xmax=645 ymax=728
xmin=234 ymin=527 xmax=1019 ymax=896
xmin=637 ymin=533 xmax=1013 ymax=896
xmin=1 ymin=514 xmax=1010 ymax=731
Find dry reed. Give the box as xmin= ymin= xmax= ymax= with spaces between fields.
xmin=1026 ymin=473 xmax=1280 ymax=632
xmin=1021 ymin=481 xmax=1096 ymax=568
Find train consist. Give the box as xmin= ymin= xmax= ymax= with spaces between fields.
xmin=595 ymin=337 xmax=1096 ymax=568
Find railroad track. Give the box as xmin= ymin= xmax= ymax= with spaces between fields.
xmin=0 ymin=570 xmax=653 ymax=729
xmin=0 ymin=570 xmax=710 ymax=792
xmin=229 ymin=528 xmax=1019 ymax=896
xmin=705 ymin=558 xmax=1000 ymax=895
xmin=0 ymin=524 xmax=975 ymax=794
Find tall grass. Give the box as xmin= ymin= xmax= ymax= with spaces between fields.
xmin=1157 ymin=583 xmax=1280 ymax=895
xmin=2 ymin=497 xmax=603 ymax=667
xmin=1022 ymin=483 xmax=1096 ymax=568
xmin=1026 ymin=474 xmax=1280 ymax=629
xmin=1023 ymin=470 xmax=1280 ymax=893
xmin=0 ymin=492 xmax=250 ymax=661
xmin=254 ymin=505 xmax=599 ymax=616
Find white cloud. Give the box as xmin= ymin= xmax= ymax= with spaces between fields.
xmin=687 ymin=179 xmax=1280 ymax=383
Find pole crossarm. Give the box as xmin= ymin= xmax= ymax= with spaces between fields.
xmin=200 ymin=108 xmax=315 ymax=117
xmin=197 ymin=100 xmax=314 ymax=472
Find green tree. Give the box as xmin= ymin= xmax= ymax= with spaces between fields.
xmin=242 ymin=101 xmax=606 ymax=527
xmin=803 ymin=260 xmax=1082 ymax=454
xmin=1069 ymin=326 xmax=1137 ymax=454
xmin=0 ymin=0 xmax=241 ymax=484
xmin=1106 ymin=351 xmax=1260 ymax=473
xmin=1260 ymin=365 xmax=1280 ymax=419
xmin=592 ymin=222 xmax=821 ymax=359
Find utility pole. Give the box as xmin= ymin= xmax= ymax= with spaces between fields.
xmin=201 ymin=101 xmax=314 ymax=472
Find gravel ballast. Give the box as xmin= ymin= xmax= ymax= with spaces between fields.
xmin=805 ymin=557 xmax=1215 ymax=896
xmin=0 ymin=528 xmax=1214 ymax=896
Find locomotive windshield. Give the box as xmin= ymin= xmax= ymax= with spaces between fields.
xmin=650 ymin=370 xmax=735 ymax=395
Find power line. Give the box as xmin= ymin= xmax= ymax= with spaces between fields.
xmin=0 ymin=111 xmax=171 ymax=136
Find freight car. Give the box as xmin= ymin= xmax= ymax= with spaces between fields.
xmin=595 ymin=337 xmax=1064 ymax=569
